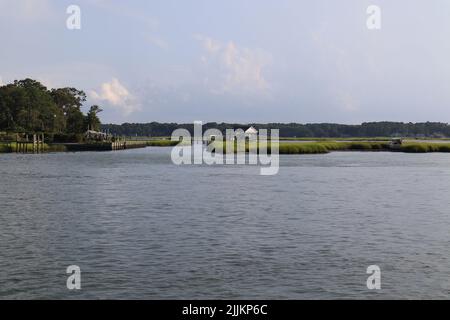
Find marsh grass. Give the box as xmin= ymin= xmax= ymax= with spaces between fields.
xmin=0 ymin=142 xmax=53 ymax=153
xmin=203 ymin=141 xmax=391 ymax=154
xmin=3 ymin=139 xmax=450 ymax=154
xmin=0 ymin=143 xmax=12 ymax=153
xmin=209 ymin=140 xmax=450 ymax=154
xmin=279 ymin=137 xmax=392 ymax=142
xmin=146 ymin=140 xmax=180 ymax=147
xmin=278 ymin=142 xmax=390 ymax=154
xmin=400 ymin=143 xmax=450 ymax=153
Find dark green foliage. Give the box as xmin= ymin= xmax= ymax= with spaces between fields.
xmin=0 ymin=143 xmax=12 ymax=152
xmin=0 ymin=79 xmax=101 ymax=136
xmin=86 ymin=105 xmax=103 ymax=131
xmin=102 ymin=122 xmax=450 ymax=138
xmin=50 ymin=87 xmax=87 ymax=134
xmin=51 ymin=133 xmax=85 ymax=143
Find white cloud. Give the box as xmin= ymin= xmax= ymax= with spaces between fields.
xmin=195 ymin=35 xmax=271 ymax=96
xmin=199 ymin=36 xmax=221 ymax=54
xmin=90 ymin=78 xmax=140 ymax=116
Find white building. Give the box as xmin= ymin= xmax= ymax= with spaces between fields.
xmin=85 ymin=130 xmax=108 ymax=141
xmin=245 ymin=126 xmax=258 ymax=135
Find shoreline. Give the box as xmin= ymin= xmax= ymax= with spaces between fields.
xmin=2 ymin=139 xmax=450 ymax=154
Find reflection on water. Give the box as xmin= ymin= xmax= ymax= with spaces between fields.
xmin=1 ymin=148 xmax=450 ymax=299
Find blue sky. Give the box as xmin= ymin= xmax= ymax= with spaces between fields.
xmin=1 ymin=0 xmax=450 ymax=124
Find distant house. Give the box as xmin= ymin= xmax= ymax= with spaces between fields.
xmin=225 ymin=126 xmax=258 ymax=141
xmin=245 ymin=126 xmax=258 ymax=135
xmin=85 ymin=130 xmax=108 ymax=141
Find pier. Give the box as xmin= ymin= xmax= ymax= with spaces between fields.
xmin=14 ymin=134 xmax=45 ymax=153
xmin=63 ymin=139 xmax=148 ymax=152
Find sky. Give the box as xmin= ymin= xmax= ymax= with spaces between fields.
xmin=1 ymin=0 xmax=450 ymax=124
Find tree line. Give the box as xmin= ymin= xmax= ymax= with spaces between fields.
xmin=0 ymin=79 xmax=102 ymax=140
xmin=101 ymin=121 xmax=450 ymax=138
xmin=2 ymin=79 xmax=449 ymax=139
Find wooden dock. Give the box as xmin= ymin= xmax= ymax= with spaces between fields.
xmin=111 ymin=140 xmax=148 ymax=150
xmin=64 ymin=140 xmax=148 ymax=152
xmin=2 ymin=134 xmax=149 ymax=153
xmin=15 ymin=134 xmax=45 ymax=153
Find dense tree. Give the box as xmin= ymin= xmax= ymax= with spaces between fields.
xmin=0 ymin=79 xmax=64 ymax=132
xmin=86 ymin=105 xmax=103 ymax=131
xmin=50 ymin=87 xmax=87 ymax=134
xmin=102 ymin=121 xmax=450 ymax=138
xmin=4 ymin=79 xmax=449 ymax=139
xmin=0 ymin=79 xmax=102 ymax=136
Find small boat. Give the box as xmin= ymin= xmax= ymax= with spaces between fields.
xmin=389 ymin=138 xmax=403 ymax=149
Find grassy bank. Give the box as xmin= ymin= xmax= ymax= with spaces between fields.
xmin=279 ymin=137 xmax=391 ymax=142
xmin=0 ymin=140 xmax=175 ymax=153
xmin=206 ymin=141 xmax=390 ymax=154
xmin=278 ymin=137 xmax=450 ymax=142
xmin=3 ymin=139 xmax=450 ymax=154
xmin=0 ymin=142 xmax=56 ymax=153
xmin=279 ymin=142 xmax=450 ymax=154
xmin=0 ymin=143 xmax=12 ymax=153
xmin=279 ymin=141 xmax=450 ymax=154
xmin=400 ymin=142 xmax=450 ymax=153
xmin=278 ymin=142 xmax=390 ymax=154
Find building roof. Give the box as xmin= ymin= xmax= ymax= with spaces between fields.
xmin=86 ymin=130 xmax=107 ymax=136
xmin=245 ymin=126 xmax=258 ymax=134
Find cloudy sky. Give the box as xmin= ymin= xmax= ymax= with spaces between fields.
xmin=1 ymin=0 xmax=450 ymax=124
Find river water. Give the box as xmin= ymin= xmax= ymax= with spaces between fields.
xmin=1 ymin=148 xmax=450 ymax=299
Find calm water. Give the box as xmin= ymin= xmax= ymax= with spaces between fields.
xmin=1 ymin=148 xmax=450 ymax=299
